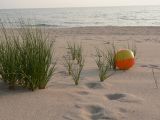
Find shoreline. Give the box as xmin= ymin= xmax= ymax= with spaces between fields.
xmin=5 ymin=25 xmax=160 ymax=28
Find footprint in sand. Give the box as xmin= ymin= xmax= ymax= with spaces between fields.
xmin=86 ymin=82 xmax=104 ymax=89
xmin=63 ymin=104 xmax=117 ymax=120
xmin=140 ymin=64 xmax=160 ymax=69
xmin=63 ymin=116 xmax=73 ymax=120
xmin=84 ymin=104 xmax=117 ymax=120
xmin=76 ymin=91 xmax=90 ymax=95
xmin=106 ymin=93 xmax=143 ymax=103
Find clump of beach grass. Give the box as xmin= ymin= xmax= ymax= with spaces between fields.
xmin=95 ymin=48 xmax=109 ymax=82
xmin=65 ymin=41 xmax=84 ymax=85
xmin=0 ymin=20 xmax=56 ymax=91
xmin=18 ymin=24 xmax=56 ymax=90
xmin=95 ymin=43 xmax=117 ymax=82
xmin=0 ymin=23 xmax=22 ymax=89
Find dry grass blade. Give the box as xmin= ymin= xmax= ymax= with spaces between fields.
xmin=152 ymin=68 xmax=158 ymax=89
xmin=95 ymin=48 xmax=103 ymax=69
xmin=127 ymin=41 xmax=137 ymax=57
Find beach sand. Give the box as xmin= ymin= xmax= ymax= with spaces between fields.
xmin=0 ymin=26 xmax=160 ymax=120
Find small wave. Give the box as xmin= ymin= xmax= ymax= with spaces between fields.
xmin=33 ymin=24 xmax=59 ymax=27
xmin=25 ymin=24 xmax=61 ymax=27
xmin=35 ymin=24 xmax=51 ymax=26
xmin=94 ymin=22 xmax=104 ymax=24
xmin=119 ymin=17 xmax=156 ymax=21
xmin=64 ymin=22 xmax=83 ymax=24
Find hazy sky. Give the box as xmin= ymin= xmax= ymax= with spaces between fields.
xmin=1 ymin=0 xmax=160 ymax=9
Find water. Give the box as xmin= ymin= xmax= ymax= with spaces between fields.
xmin=1 ymin=6 xmax=160 ymax=27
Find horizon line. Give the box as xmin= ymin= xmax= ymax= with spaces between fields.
xmin=1 ymin=4 xmax=160 ymax=10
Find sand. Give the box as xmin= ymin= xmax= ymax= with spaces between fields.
xmin=0 ymin=26 xmax=160 ymax=120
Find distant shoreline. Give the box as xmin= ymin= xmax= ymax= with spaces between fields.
xmin=1 ymin=5 xmax=160 ymax=10
xmin=3 ymin=25 xmax=160 ymax=29
xmin=2 ymin=24 xmax=160 ymax=28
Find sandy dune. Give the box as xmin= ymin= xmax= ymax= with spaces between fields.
xmin=0 ymin=26 xmax=160 ymax=120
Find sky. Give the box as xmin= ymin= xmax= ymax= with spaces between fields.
xmin=1 ymin=0 xmax=160 ymax=9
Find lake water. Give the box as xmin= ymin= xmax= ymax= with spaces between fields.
xmin=1 ymin=6 xmax=160 ymax=27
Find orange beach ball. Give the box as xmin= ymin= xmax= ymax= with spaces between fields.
xmin=115 ymin=49 xmax=135 ymax=70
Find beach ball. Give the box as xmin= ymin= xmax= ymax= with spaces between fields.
xmin=115 ymin=49 xmax=135 ymax=70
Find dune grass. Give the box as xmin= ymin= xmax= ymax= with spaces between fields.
xmin=71 ymin=59 xmax=84 ymax=85
xmin=0 ymin=24 xmax=23 ymax=89
xmin=67 ymin=41 xmax=83 ymax=63
xmin=65 ymin=41 xmax=84 ymax=85
xmin=95 ymin=48 xmax=110 ymax=82
xmin=63 ymin=55 xmax=73 ymax=75
xmin=18 ymin=25 xmax=56 ymax=90
xmin=105 ymin=43 xmax=117 ymax=70
xmin=67 ymin=42 xmax=77 ymax=60
xmin=0 ymin=21 xmax=56 ymax=91
xmin=99 ymin=65 xmax=109 ymax=82
xmin=75 ymin=44 xmax=83 ymax=64
xmin=0 ymin=41 xmax=21 ymax=89
xmin=95 ymin=48 xmax=103 ymax=69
